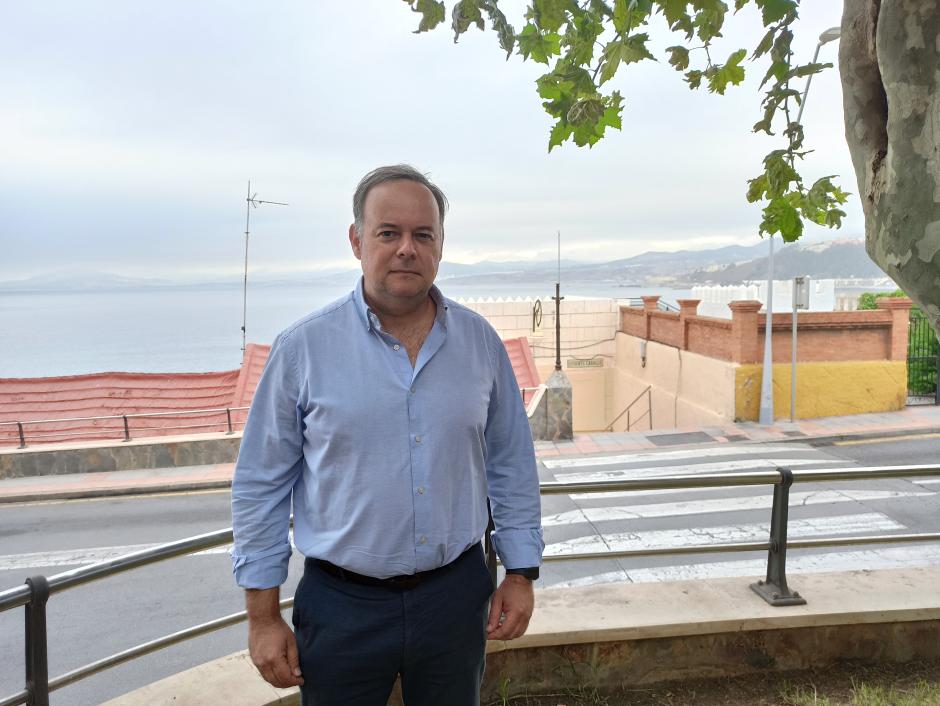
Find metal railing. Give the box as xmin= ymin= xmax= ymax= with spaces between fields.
xmin=2 ymin=463 xmax=940 ymax=705
xmin=0 ymin=406 xmax=250 ymax=449
xmin=626 ymin=298 xmax=680 ymax=313
xmin=605 ymin=384 xmax=652 ymax=431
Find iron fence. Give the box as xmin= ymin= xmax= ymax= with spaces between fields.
xmin=907 ymin=308 xmax=939 ymax=403
xmin=2 ymin=463 xmax=940 ymax=705
xmin=0 ymin=407 xmax=251 ymax=449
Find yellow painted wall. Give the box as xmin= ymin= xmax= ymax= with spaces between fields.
xmin=734 ymin=360 xmax=907 ymax=421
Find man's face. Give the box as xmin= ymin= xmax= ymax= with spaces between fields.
xmin=349 ymin=179 xmax=443 ymax=310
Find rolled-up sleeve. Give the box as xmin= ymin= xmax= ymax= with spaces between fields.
xmin=484 ymin=332 xmax=544 ymax=570
xmin=231 ymin=332 xmax=304 ymax=589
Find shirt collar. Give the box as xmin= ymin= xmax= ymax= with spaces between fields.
xmin=353 ymin=277 xmax=448 ymax=332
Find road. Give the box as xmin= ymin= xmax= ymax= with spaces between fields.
xmin=1 ymin=435 xmax=939 ymax=704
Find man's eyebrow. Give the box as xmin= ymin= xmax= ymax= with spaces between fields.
xmin=375 ymin=222 xmax=437 ymax=232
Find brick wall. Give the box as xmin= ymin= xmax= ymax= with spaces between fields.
xmin=619 ymin=296 xmax=912 ymax=365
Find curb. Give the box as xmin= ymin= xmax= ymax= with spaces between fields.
xmin=0 ymin=479 xmax=232 ymax=505
xmin=3 ymin=425 xmax=938 ymax=504
xmin=767 ymin=425 xmax=940 ymax=446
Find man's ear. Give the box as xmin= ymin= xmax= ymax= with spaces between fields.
xmin=348 ymin=224 xmax=362 ymax=260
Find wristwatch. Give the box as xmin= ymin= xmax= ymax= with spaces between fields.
xmin=506 ymin=567 xmax=539 ymax=580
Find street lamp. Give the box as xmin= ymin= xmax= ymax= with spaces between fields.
xmin=241 ymin=181 xmax=288 ymax=357
xmin=758 ymin=26 xmax=841 ymax=425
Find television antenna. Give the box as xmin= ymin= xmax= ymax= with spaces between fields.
xmin=242 ymin=181 xmax=288 ymax=356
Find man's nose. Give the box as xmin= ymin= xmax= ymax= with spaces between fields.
xmin=396 ymin=234 xmax=417 ymax=257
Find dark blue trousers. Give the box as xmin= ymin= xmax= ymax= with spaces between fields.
xmin=292 ymin=544 xmax=493 ymax=706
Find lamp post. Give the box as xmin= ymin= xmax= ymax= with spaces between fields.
xmin=241 ymin=181 xmax=288 ymax=357
xmin=758 ymin=26 xmax=840 ymax=425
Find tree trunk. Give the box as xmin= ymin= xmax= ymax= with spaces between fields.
xmin=840 ymin=0 xmax=940 ymax=331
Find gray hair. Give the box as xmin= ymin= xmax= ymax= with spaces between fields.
xmin=352 ymin=164 xmax=448 ymax=235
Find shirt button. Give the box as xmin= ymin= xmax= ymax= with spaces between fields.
xmin=417 ymin=486 xmax=425 ymax=494
xmin=420 ymin=536 xmax=428 ymax=545
xmin=393 ymin=344 xmax=401 ymax=351
xmin=415 ymin=435 xmax=422 ymax=444
xmin=410 ymin=386 xmax=416 ymax=394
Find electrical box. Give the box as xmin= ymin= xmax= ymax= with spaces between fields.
xmin=793 ymin=276 xmax=810 ymax=310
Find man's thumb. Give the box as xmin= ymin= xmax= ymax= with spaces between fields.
xmin=487 ymin=593 xmax=504 ymax=632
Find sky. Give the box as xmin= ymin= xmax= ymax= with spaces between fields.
xmin=1 ymin=1 xmax=856 ymax=281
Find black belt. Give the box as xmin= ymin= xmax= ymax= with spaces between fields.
xmin=306 ymin=545 xmax=475 ymax=590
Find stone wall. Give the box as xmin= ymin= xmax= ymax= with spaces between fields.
xmin=0 ymin=433 xmax=241 ymax=479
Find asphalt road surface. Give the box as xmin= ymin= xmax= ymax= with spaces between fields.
xmin=1 ymin=435 xmax=938 ymax=705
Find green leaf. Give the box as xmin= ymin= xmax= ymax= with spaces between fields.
xmin=613 ymin=0 xmax=652 ymax=32
xmin=666 ymin=45 xmax=690 ymax=71
xmin=784 ymin=121 xmax=804 ymax=150
xmin=548 ymin=120 xmax=575 ymax=151
xmin=785 ymin=61 xmax=833 ymax=82
xmin=692 ymin=0 xmax=728 ymax=43
xmin=562 ymin=11 xmax=603 ymax=65
xmin=757 ymin=0 xmax=797 ymax=25
xmin=752 ymin=27 xmax=775 ymax=59
xmin=746 ymin=174 xmax=768 ymax=203
xmin=602 ymin=91 xmax=624 ymax=130
xmin=660 ymin=0 xmax=689 ymax=28
xmin=599 ymin=33 xmax=655 ymax=84
xmin=685 ymin=69 xmax=703 ymax=89
xmin=480 ymin=0 xmax=516 ymax=56
xmin=763 ymin=150 xmax=800 ymax=195
xmin=707 ymin=48 xmax=746 ymax=94
xmin=451 ymin=0 xmax=485 ymax=39
xmin=567 ymin=96 xmax=606 ymax=125
xmin=760 ymin=196 xmax=803 ymax=240
xmin=549 ymin=91 xmax=623 ymax=150
xmin=532 ymin=0 xmax=573 ymax=33
xmin=517 ymin=24 xmax=562 ymax=64
xmin=405 ymin=0 xmax=446 ymax=33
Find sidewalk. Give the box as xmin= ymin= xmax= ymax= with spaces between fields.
xmin=3 ymin=405 xmax=939 ymax=504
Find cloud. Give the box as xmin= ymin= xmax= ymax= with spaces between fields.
xmin=0 ymin=1 xmax=859 ymax=280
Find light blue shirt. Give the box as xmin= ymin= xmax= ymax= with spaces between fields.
xmin=231 ymin=279 xmax=544 ymax=589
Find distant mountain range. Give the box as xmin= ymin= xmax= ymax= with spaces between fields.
xmin=0 ymin=238 xmax=890 ymax=292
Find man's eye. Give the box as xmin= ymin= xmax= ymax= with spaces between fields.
xmin=416 ymin=232 xmax=434 ymax=241
xmin=378 ymin=231 xmax=397 ymax=238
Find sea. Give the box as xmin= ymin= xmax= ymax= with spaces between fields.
xmin=0 ymin=280 xmax=693 ymax=379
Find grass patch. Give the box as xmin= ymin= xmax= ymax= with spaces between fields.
xmin=484 ymin=660 xmax=940 ymax=705
xmin=783 ymin=677 xmax=940 ymax=706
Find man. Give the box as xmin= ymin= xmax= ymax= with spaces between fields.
xmin=231 ymin=164 xmax=544 ymax=706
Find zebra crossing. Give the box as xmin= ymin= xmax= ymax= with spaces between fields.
xmin=1 ymin=442 xmax=936 ymax=587
xmin=538 ymin=442 xmax=940 ymax=588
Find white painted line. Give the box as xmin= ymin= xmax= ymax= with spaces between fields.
xmin=0 ymin=543 xmax=235 ymax=573
xmin=543 ymin=444 xmax=816 ymax=469
xmin=549 ymin=570 xmax=628 ymax=588
xmin=541 ymin=490 xmax=933 ymax=527
xmin=626 ymin=545 xmax=940 ymax=583
xmin=918 ymin=479 xmax=940 ymax=485
xmin=0 ymin=544 xmax=157 ymax=572
xmin=543 ymin=513 xmax=903 ymax=557
xmin=556 ymin=457 xmax=845 ymax=484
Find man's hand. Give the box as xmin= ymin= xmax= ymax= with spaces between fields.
xmin=486 ymin=574 xmax=534 ymax=641
xmin=246 ymin=588 xmax=304 ymax=688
